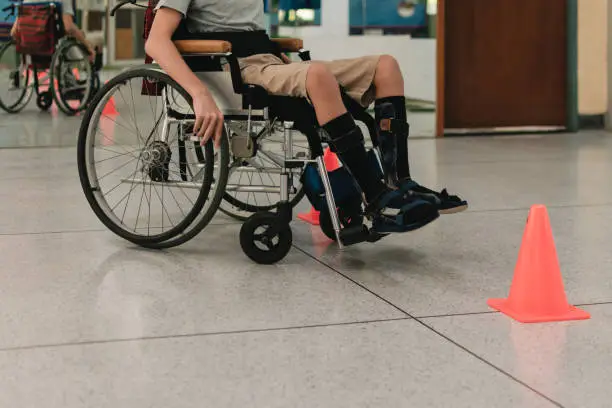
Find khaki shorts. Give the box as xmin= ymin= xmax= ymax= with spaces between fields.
xmin=238 ymin=54 xmax=381 ymax=107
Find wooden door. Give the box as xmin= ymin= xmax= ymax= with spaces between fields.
xmin=440 ymin=0 xmax=568 ymax=132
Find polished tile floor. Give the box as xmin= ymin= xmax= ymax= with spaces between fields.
xmin=1 ymin=106 xmax=612 ymax=408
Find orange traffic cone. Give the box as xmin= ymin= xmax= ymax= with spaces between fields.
xmin=323 ymin=147 xmax=341 ymax=171
xmin=101 ymin=80 xmax=118 ymax=116
xmin=297 ymin=207 xmax=320 ymax=225
xmin=487 ymin=205 xmax=590 ymax=323
xmin=102 ymin=95 xmax=118 ymax=116
xmin=297 ymin=148 xmax=341 ymax=225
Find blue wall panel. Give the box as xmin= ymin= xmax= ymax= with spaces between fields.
xmin=349 ymin=0 xmax=426 ymax=28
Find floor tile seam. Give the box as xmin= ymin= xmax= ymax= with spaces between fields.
xmin=0 ymin=146 xmax=78 ymax=151
xmin=0 ymin=157 xmax=585 ymax=182
xmin=465 ymin=202 xmax=612 ymax=214
xmin=575 ymin=301 xmax=612 ymax=307
xmin=411 ymin=317 xmax=567 ymax=408
xmin=293 ymin=246 xmax=566 ymax=408
xmin=291 ymin=245 xmax=411 ymax=318
xmin=415 ymin=311 xmax=498 ymax=319
xmin=0 ymin=222 xmax=241 ymax=237
xmin=0 ymin=317 xmax=412 ymax=353
xmin=0 ymin=229 xmax=108 ymax=236
xmin=418 ymin=302 xmax=612 ymax=320
xmin=434 ymin=156 xmax=586 ymax=166
xmin=0 ymin=176 xmax=81 ymax=182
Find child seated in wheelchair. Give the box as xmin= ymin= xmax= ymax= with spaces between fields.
xmin=145 ymin=0 xmax=467 ymax=233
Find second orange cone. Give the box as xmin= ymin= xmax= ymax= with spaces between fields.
xmin=487 ymin=205 xmax=590 ymax=323
xmin=102 ymin=81 xmax=118 ymax=116
xmin=297 ymin=148 xmax=341 ymax=225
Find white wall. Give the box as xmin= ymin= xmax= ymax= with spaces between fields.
xmin=279 ymin=0 xmax=437 ymax=103
xmin=578 ymin=0 xmax=608 ymax=115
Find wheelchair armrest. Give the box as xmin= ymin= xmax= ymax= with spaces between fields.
xmin=174 ymin=40 xmax=232 ymax=55
xmin=270 ymin=38 xmax=304 ymax=53
xmin=172 ymin=39 xmax=245 ymax=95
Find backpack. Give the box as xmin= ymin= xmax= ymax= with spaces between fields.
xmin=15 ymin=2 xmax=63 ymax=57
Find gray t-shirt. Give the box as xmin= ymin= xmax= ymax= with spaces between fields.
xmin=156 ymin=0 xmax=265 ymax=33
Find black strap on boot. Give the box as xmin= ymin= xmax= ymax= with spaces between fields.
xmin=375 ymin=102 xmax=400 ymax=187
xmin=379 ymin=118 xmax=410 ymax=134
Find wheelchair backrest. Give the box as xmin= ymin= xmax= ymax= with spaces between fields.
xmin=141 ymin=0 xmax=225 ymax=98
xmin=15 ymin=1 xmax=64 ymax=56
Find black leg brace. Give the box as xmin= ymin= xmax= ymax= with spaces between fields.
xmin=375 ymin=96 xmax=411 ymax=183
xmin=323 ymin=113 xmax=386 ymax=202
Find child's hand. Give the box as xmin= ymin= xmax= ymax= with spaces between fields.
xmin=281 ymin=54 xmax=292 ymax=64
xmin=86 ymin=44 xmax=96 ymax=62
xmin=192 ymin=90 xmax=224 ymax=148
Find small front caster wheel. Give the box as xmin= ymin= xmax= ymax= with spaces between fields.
xmin=240 ymin=212 xmax=292 ymax=265
xmin=36 ymin=91 xmax=52 ymax=111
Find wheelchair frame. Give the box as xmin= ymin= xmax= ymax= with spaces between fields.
xmin=77 ymin=0 xmax=391 ymax=264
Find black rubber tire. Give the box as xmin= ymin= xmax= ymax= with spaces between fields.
xmin=36 ymin=92 xmax=52 ymax=111
xmin=0 ymin=40 xmax=33 ymax=114
xmin=92 ymin=74 xmax=101 ymax=93
xmin=77 ymin=67 xmax=220 ymax=246
xmin=240 ymin=212 xmax=292 ymax=265
xmin=88 ymin=74 xmax=101 ymax=104
xmin=141 ymin=135 xmax=230 ymax=250
xmin=50 ymin=39 xmax=94 ymax=116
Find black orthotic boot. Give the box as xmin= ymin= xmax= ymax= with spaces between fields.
xmin=375 ymin=97 xmax=468 ymax=214
xmin=374 ymin=98 xmax=404 ymax=187
xmin=322 ymin=113 xmax=439 ymax=231
xmin=322 ymin=113 xmax=386 ymax=203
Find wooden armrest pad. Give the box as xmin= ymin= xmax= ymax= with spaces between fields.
xmin=271 ymin=38 xmax=304 ymax=52
xmin=174 ymin=40 xmax=232 ymax=55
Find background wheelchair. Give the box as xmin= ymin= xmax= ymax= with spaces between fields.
xmin=77 ymin=0 xmax=390 ymax=264
xmin=0 ymin=0 xmax=101 ymax=115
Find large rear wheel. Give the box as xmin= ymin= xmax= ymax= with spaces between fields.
xmin=50 ymin=39 xmax=95 ymax=116
xmin=77 ymin=67 xmax=229 ymax=246
xmin=0 ymin=40 xmax=34 ymax=113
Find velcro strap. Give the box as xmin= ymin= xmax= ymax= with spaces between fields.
xmin=379 ymin=119 xmax=409 ymax=134
xmin=328 ymin=127 xmax=364 ymax=154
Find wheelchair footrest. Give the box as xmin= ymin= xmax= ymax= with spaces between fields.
xmin=338 ymin=224 xmax=388 ymax=246
xmin=338 ymin=224 xmax=370 ymax=246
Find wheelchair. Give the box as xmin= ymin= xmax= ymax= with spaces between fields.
xmin=77 ymin=2 xmax=401 ymax=265
xmin=0 ymin=0 xmax=101 ymax=115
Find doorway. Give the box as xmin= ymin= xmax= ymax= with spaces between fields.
xmin=438 ymin=0 xmax=570 ymax=134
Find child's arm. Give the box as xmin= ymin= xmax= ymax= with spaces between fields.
xmin=62 ymin=14 xmax=95 ymax=58
xmin=10 ymin=17 xmax=19 ymax=37
xmin=145 ymin=8 xmax=224 ymax=146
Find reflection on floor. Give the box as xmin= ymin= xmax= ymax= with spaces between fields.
xmin=1 ymin=107 xmax=612 ymax=407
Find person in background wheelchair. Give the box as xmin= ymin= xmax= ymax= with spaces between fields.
xmin=11 ymin=0 xmax=96 ymax=58
xmin=145 ymin=0 xmax=467 ymax=233
xmin=10 ymin=0 xmax=98 ymax=93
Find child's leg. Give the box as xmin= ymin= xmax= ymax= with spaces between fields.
xmin=304 ymin=63 xmax=439 ymax=229
xmin=370 ymin=56 xmax=468 ymax=214
xmin=372 ymin=56 xmax=410 ymax=182
xmin=239 ymin=55 xmax=438 ymax=230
